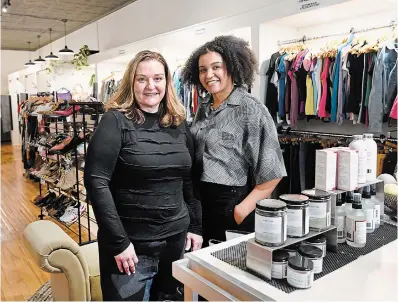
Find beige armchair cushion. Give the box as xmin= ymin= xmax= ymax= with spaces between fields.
xmin=23 ymin=220 xmax=93 ymax=301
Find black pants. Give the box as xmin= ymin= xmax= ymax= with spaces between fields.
xmin=200 ymin=181 xmax=254 ymax=247
xmin=98 ymin=231 xmax=186 ymax=301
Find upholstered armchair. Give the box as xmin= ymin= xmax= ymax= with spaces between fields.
xmin=23 ymin=220 xmax=102 ymax=301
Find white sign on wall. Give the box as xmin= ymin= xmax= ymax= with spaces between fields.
xmin=297 ymin=0 xmax=323 ymax=12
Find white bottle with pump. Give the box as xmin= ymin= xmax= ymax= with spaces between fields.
xmin=349 ymin=135 xmax=367 ymax=183
xmin=370 ymin=184 xmax=381 ymax=228
xmin=363 ymin=134 xmax=377 ymax=182
xmin=361 ymin=186 xmax=376 ymax=233
xmin=345 ymin=193 xmax=367 ymax=248
xmin=336 ymin=195 xmax=346 ymax=243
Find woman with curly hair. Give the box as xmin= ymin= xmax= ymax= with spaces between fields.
xmin=182 ymin=35 xmax=286 ymax=246
xmin=84 ymin=50 xmax=202 ymax=301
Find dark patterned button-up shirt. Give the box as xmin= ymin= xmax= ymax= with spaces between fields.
xmin=191 ymin=86 xmax=287 ymax=186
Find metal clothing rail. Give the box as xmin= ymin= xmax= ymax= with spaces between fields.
xmin=277 ymin=126 xmax=398 ymax=143
xmin=277 ymin=20 xmax=397 ymax=46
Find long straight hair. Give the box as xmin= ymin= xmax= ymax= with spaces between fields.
xmin=106 ymin=50 xmax=186 ymax=127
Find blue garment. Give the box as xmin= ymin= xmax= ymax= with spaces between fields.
xmin=278 ymin=54 xmax=288 ymax=118
xmin=312 ymin=61 xmax=318 ymax=114
xmin=369 ymin=46 xmax=398 ymax=132
xmin=331 ymin=33 xmax=354 ymax=122
xmin=382 ymin=46 xmax=397 ymax=115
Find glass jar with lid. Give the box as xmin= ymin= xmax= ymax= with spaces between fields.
xmin=255 ymin=199 xmax=287 ymax=246
xmin=301 ymin=189 xmax=331 ymax=230
xmin=280 ymin=194 xmax=310 ymax=238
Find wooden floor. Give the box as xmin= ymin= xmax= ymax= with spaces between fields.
xmin=1 ymin=144 xmax=94 ymax=301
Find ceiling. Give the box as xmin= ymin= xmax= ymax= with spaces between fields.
xmin=0 ymin=0 xmax=139 ymax=51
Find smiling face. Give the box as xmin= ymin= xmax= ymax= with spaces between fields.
xmin=133 ymin=59 xmax=166 ymax=113
xmin=198 ymin=51 xmax=233 ymax=95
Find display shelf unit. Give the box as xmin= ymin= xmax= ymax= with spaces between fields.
xmin=23 ymin=96 xmax=102 ymax=245
xmin=247 ymin=226 xmax=336 ymax=280
xmin=246 ymin=179 xmax=384 ymax=281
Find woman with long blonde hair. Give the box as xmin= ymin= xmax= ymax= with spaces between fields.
xmin=84 ymin=50 xmax=203 ymax=301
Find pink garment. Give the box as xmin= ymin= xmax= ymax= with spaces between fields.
xmin=390 ymin=97 xmax=398 ymax=119
xmin=318 ymin=57 xmax=331 ymax=118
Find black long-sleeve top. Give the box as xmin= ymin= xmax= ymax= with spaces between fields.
xmin=84 ymin=109 xmax=202 ymax=256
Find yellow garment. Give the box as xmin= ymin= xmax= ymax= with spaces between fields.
xmin=305 ymin=75 xmax=315 ymax=115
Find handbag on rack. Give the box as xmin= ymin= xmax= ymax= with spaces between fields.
xmin=56 ymin=88 xmax=72 ymax=102
xmin=71 ymin=84 xmax=89 ymax=101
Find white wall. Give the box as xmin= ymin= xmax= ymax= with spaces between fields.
xmin=1 ymin=50 xmax=30 ymax=94
xmin=259 ymin=24 xmax=299 ymax=103
xmin=97 ymin=0 xmax=271 ymax=51
xmin=297 ymin=11 xmax=397 ymax=43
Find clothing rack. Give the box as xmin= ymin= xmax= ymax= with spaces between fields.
xmin=277 ymin=21 xmax=397 ymax=46
xmin=277 ymin=126 xmax=398 ymax=143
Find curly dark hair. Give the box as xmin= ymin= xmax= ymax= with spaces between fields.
xmin=181 ymin=35 xmax=258 ymax=91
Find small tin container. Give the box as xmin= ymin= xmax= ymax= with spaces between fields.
xmin=301 ymin=189 xmax=331 ymax=230
xmin=280 ymin=194 xmax=310 ymax=238
xmin=302 ymin=235 xmax=327 ymax=257
xmin=255 ymin=199 xmax=287 ymax=247
xmin=287 ymin=256 xmax=314 ymax=289
xmin=271 ymin=250 xmax=290 ymax=279
xmin=298 ymin=245 xmax=323 ymax=274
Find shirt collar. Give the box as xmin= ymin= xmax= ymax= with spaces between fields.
xmin=202 ymin=86 xmax=245 ymax=106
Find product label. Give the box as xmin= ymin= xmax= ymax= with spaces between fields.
xmin=365 ymin=209 xmax=375 ymax=231
xmin=357 ymin=150 xmax=367 ymax=183
xmin=374 ymin=204 xmax=381 ymax=225
xmin=326 ymin=211 xmax=331 ymax=227
xmin=287 ymin=208 xmax=307 ymax=236
xmin=255 ymin=214 xmax=283 ymax=244
xmin=309 ymin=202 xmax=327 ymax=218
xmin=366 ymin=150 xmax=376 ymax=179
xmin=346 ymin=217 xmax=366 ymax=244
xmin=304 ymin=207 xmax=310 ymax=234
xmin=345 ymin=217 xmax=354 ymax=242
xmin=287 ymin=266 xmax=313 ymax=288
xmin=337 ymin=216 xmax=345 ymax=239
xmin=272 ymin=262 xmax=287 ymax=279
xmin=311 ymin=258 xmax=323 ymax=274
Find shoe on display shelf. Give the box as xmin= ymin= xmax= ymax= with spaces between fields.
xmin=60 ymin=168 xmax=78 ymax=190
xmin=60 ymin=203 xmax=87 ymax=224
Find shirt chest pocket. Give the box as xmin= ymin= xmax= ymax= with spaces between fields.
xmin=206 ymin=128 xmax=236 ymax=149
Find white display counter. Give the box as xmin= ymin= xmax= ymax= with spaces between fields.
xmin=173 ymin=226 xmax=398 ymax=301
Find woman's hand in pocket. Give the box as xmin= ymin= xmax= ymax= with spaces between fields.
xmin=233 ymin=204 xmax=248 ymax=225
xmin=114 ymin=243 xmax=139 ymax=275
xmin=185 ymin=232 xmax=203 ymax=251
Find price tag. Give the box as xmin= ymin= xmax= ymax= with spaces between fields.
xmin=297 ymin=0 xmax=323 ymax=12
